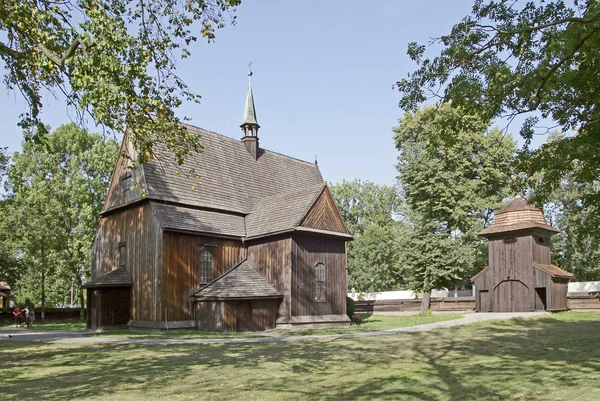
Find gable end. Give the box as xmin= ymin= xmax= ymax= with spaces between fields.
xmin=299 ymin=187 xmax=348 ymax=234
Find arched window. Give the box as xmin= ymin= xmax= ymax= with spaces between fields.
xmin=315 ymin=262 xmax=326 ymax=302
xmin=199 ymin=249 xmax=214 ymax=285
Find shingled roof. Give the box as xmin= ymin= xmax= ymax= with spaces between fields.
xmin=245 ymin=183 xmax=325 ymax=238
xmin=83 ymin=268 xmax=132 ymax=288
xmin=152 ymin=203 xmax=246 ymax=237
xmin=534 ymin=263 xmax=575 ymax=278
xmin=141 ymin=124 xmax=324 ymax=215
xmin=194 ymin=260 xmax=282 ymax=300
xmin=479 ymin=196 xmax=559 ymax=236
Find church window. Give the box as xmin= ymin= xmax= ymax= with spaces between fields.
xmin=118 ymin=243 xmax=126 ymax=268
xmin=122 ymin=172 xmax=133 ymax=192
xmin=315 ymin=262 xmax=326 ymax=302
xmin=199 ymin=249 xmax=214 ymax=284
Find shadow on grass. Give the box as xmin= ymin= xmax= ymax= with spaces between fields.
xmin=1 ymin=313 xmax=599 ymax=400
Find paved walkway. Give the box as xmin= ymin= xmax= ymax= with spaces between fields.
xmin=0 ymin=312 xmax=549 ymax=346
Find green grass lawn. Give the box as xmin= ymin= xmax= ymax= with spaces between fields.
xmin=0 ymin=321 xmax=86 ymax=331
xmin=2 ymin=312 xmax=599 ymax=400
xmin=82 ymin=314 xmax=463 ymax=339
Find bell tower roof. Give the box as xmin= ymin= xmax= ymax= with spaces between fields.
xmin=479 ymin=196 xmax=559 ymax=237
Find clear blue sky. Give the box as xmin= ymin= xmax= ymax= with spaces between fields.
xmin=1 ymin=0 xmax=531 ymax=187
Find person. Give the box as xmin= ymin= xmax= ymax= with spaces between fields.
xmin=23 ymin=306 xmax=29 ymax=327
xmin=12 ymin=305 xmax=22 ymax=328
xmin=28 ymin=304 xmax=36 ymax=326
xmin=20 ymin=307 xmax=27 ymax=328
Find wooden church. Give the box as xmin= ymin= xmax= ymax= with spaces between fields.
xmin=472 ymin=196 xmax=573 ymax=312
xmin=85 ymin=71 xmax=352 ymax=331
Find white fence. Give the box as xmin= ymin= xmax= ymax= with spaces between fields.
xmin=349 ymin=281 xmax=600 ymax=301
xmin=348 ymin=288 xmax=472 ymax=301
xmin=568 ymin=281 xmax=600 ymax=293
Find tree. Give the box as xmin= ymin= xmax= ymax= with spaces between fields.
xmin=330 ymin=180 xmax=400 ymax=236
xmin=541 ymin=133 xmax=600 ymax=281
xmin=0 ymin=147 xmax=8 ymax=186
xmin=396 ymin=0 xmax=600 ymax=215
xmin=347 ymin=223 xmax=407 ymax=292
xmin=394 ymin=104 xmax=516 ymax=238
xmin=4 ymin=124 xmax=118 ymax=317
xmin=330 ymin=180 xmax=403 ymax=292
xmin=1 ymin=0 xmax=240 ymax=168
xmin=400 ymin=226 xmax=475 ymax=314
xmin=394 ymin=104 xmax=515 ymax=310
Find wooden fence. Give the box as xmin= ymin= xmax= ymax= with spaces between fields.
xmin=0 ymin=308 xmax=81 ymax=323
xmin=355 ymin=294 xmax=600 ymax=313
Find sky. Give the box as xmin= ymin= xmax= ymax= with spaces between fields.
xmin=0 ymin=0 xmax=537 ymax=187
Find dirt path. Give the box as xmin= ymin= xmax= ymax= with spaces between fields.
xmin=0 ymin=312 xmax=549 ymax=345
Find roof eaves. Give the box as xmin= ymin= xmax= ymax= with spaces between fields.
xmin=470 ymin=266 xmax=490 ymax=282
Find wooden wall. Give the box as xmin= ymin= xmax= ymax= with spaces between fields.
xmin=195 ymin=299 xmax=279 ymax=332
xmin=91 ymin=202 xmax=160 ymax=322
xmin=162 ymin=232 xmax=245 ymax=322
xmin=300 ymin=188 xmax=347 ymax=233
xmin=532 ymin=233 xmax=552 ymax=265
xmin=247 ymin=236 xmax=292 ymax=317
xmin=195 ymin=301 xmax=224 ymax=331
xmin=103 ymin=137 xmax=144 ymax=211
xmin=291 ymin=234 xmax=347 ymax=317
xmin=224 ymin=299 xmax=280 ymax=331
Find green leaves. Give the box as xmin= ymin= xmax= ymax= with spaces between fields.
xmin=394 ymin=103 xmax=515 ymax=236
xmin=0 ymin=0 xmax=239 ymax=169
xmin=396 ymin=0 xmax=600 ymax=216
xmin=2 ymin=124 xmax=118 ymax=307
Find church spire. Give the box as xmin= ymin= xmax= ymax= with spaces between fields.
xmin=240 ymin=61 xmax=260 ymax=159
xmin=241 ymin=61 xmax=259 ymax=136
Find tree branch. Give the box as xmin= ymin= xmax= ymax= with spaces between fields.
xmin=35 ymin=35 xmax=82 ymax=66
xmin=0 ymin=42 xmax=26 ymax=60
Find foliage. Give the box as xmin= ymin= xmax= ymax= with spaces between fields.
xmin=542 ymin=137 xmax=600 ymax=280
xmin=347 ymin=223 xmax=407 ymax=292
xmin=0 ymin=0 xmax=240 ymax=169
xmin=330 ymin=179 xmax=400 ymax=236
xmin=330 ymin=180 xmax=404 ymax=292
xmin=394 ymin=104 xmax=514 ymax=306
xmin=396 ymin=0 xmax=600 ymax=219
xmin=394 ymin=103 xmax=516 ymax=237
xmin=3 ymin=124 xmax=118 ymax=311
xmin=399 ymin=227 xmax=476 ymax=294
xmin=0 ymin=147 xmax=8 ymax=187
xmin=346 ymin=296 xmax=355 ymax=320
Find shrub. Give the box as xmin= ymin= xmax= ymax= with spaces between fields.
xmin=346 ymin=296 xmax=355 ymax=320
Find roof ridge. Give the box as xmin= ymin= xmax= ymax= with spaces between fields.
xmin=179 ymin=120 xmax=318 ymax=167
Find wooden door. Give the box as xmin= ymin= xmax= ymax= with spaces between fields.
xmin=479 ymin=290 xmax=491 ymax=312
xmin=235 ymin=302 xmax=253 ymax=332
xmin=493 ymin=280 xmax=529 ymax=312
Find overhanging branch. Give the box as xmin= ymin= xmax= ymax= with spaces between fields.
xmin=36 ymin=35 xmax=83 ymax=66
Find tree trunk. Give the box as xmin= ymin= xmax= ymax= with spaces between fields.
xmin=41 ymin=266 xmax=46 ymax=321
xmin=420 ymin=290 xmax=432 ymax=314
xmin=78 ymin=275 xmax=86 ymax=322
xmin=40 ymin=242 xmax=46 ymax=321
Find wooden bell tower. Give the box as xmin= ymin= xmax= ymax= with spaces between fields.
xmin=472 ymin=196 xmax=573 ymax=312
